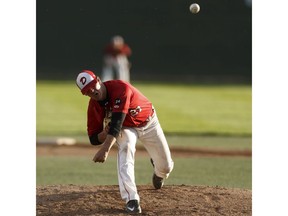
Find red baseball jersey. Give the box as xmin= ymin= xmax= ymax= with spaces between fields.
xmin=103 ymin=44 xmax=132 ymax=57
xmin=87 ymin=80 xmax=153 ymax=136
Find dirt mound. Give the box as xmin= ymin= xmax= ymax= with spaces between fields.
xmin=36 ymin=184 xmax=251 ymax=216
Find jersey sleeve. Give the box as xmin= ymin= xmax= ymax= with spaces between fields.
xmin=122 ymin=44 xmax=132 ymax=56
xmin=111 ymin=85 xmax=132 ymax=114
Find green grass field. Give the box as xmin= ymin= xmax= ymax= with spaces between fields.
xmin=37 ymin=156 xmax=251 ymax=189
xmin=36 ymin=81 xmax=251 ymax=137
xmin=36 ymin=81 xmax=252 ymax=188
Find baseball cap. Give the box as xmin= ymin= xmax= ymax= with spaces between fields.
xmin=76 ymin=70 xmax=99 ymax=95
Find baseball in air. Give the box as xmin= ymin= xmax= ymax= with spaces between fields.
xmin=189 ymin=3 xmax=200 ymax=14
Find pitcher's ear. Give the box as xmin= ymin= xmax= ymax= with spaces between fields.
xmin=95 ymin=82 xmax=101 ymax=90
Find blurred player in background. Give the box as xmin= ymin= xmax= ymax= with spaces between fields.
xmin=76 ymin=70 xmax=174 ymax=214
xmin=101 ymin=35 xmax=132 ymax=82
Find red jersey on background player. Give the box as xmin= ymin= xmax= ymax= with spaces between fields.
xmin=76 ymin=70 xmax=174 ymax=214
xmin=101 ymin=35 xmax=132 ymax=82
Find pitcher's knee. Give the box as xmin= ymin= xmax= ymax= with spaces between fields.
xmin=165 ymin=160 xmax=174 ymax=173
xmin=158 ymin=160 xmax=174 ymax=176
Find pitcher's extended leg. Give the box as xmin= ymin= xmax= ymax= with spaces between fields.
xmin=116 ymin=128 xmax=140 ymax=202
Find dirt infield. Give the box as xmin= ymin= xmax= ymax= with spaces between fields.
xmin=36 ymin=144 xmax=252 ymax=215
xmin=36 ymin=184 xmax=251 ymax=216
xmin=36 ymin=144 xmax=252 ymax=157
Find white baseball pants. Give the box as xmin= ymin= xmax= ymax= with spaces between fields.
xmin=101 ymin=55 xmax=130 ymax=82
xmin=116 ymin=112 xmax=174 ymax=203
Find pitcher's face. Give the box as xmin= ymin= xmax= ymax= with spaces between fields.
xmin=85 ymin=82 xmax=105 ymax=101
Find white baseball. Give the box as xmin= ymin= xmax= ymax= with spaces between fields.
xmin=189 ymin=3 xmax=200 ymax=14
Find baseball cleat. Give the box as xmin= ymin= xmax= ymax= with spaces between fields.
xmin=150 ymin=159 xmax=164 ymax=189
xmin=152 ymin=173 xmax=164 ymax=189
xmin=126 ymin=200 xmax=142 ymax=214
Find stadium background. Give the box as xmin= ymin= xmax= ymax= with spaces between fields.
xmin=36 ymin=0 xmax=251 ymax=82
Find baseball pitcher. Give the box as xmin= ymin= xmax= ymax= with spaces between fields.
xmin=76 ymin=70 xmax=174 ymax=214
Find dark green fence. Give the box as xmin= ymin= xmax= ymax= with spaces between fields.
xmin=37 ymin=0 xmax=251 ymax=83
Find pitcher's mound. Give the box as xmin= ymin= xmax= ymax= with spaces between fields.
xmin=37 ymin=184 xmax=251 ymax=215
